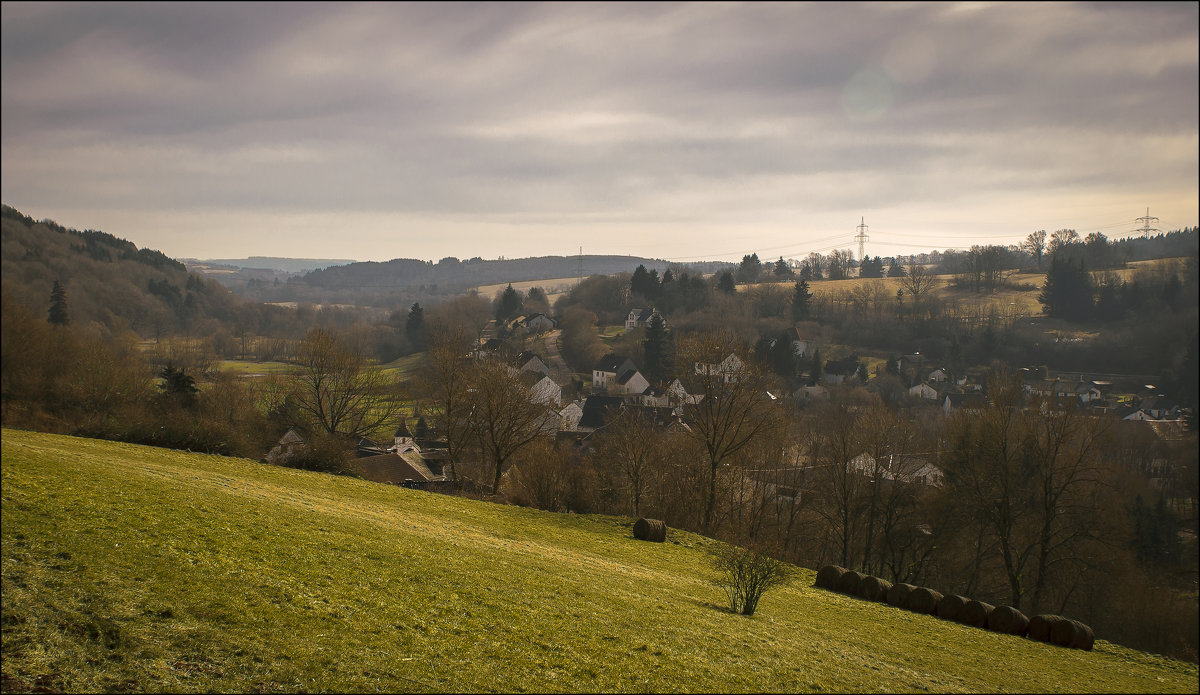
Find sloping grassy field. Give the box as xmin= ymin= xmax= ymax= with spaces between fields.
xmin=2 ymin=429 xmax=1195 ymax=693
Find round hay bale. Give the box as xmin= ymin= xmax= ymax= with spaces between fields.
xmin=959 ymin=600 xmax=994 ymax=628
xmin=1069 ymin=620 xmax=1094 ymax=651
xmin=936 ymin=594 xmax=968 ymax=622
xmin=1028 ymin=614 xmax=1066 ymax=643
xmin=1050 ymin=616 xmax=1081 ymax=647
xmin=986 ymin=605 xmax=1030 ymax=636
xmin=906 ymin=587 xmax=944 ymax=615
xmin=633 ymin=518 xmax=667 ymax=542
xmin=887 ymin=582 xmax=916 ymax=608
xmin=815 ymin=565 xmax=847 ymax=590
xmin=836 ymin=570 xmax=866 ymax=596
xmin=858 ymin=575 xmax=892 ymax=602
xmin=1049 ymin=618 xmax=1095 ymax=650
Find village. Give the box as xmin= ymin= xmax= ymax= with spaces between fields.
xmin=265 ymin=304 xmax=1193 ymax=506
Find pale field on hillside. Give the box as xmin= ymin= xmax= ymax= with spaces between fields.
xmin=476 ymin=277 xmax=580 ymax=303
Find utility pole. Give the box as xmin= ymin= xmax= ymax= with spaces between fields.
xmin=1134 ymin=207 xmax=1160 ymax=236
xmin=855 ymin=217 xmax=869 ymax=264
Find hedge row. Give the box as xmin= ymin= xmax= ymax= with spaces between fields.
xmin=813 ymin=565 xmax=1092 ymax=650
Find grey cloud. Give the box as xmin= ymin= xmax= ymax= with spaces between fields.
xmin=1 ymin=2 xmax=1195 ymax=261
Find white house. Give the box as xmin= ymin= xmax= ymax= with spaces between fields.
xmin=513 ymin=351 xmax=550 ymax=378
xmin=909 ymin=382 xmax=940 ymax=400
xmin=558 ymin=400 xmax=584 ymax=431
xmin=523 ymin=313 xmax=556 ymax=334
xmin=615 ymin=368 xmax=650 ymax=396
xmin=695 ymin=354 xmax=746 ymax=383
xmin=625 ymin=308 xmax=663 ymax=331
xmin=593 ymin=355 xmax=637 ymax=390
xmin=390 ymin=421 xmax=420 ymax=454
xmin=522 ymin=372 xmax=562 ymax=407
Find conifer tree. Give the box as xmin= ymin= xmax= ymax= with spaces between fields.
xmin=791 ymin=280 xmax=813 ymax=322
xmin=48 ymin=280 xmax=69 ymax=326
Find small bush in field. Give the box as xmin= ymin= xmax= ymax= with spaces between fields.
xmin=710 ymin=544 xmax=793 ymax=616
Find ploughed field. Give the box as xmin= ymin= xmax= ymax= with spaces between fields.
xmin=2 ymin=429 xmax=1196 ymax=693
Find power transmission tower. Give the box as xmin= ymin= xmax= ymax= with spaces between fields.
xmin=577 ymin=246 xmax=584 ymax=286
xmin=855 ymin=217 xmax=869 ymax=262
xmin=1134 ymin=207 xmax=1160 ymax=236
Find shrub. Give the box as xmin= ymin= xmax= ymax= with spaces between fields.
xmin=710 ymin=544 xmax=793 ymax=616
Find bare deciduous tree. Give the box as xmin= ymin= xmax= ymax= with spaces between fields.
xmin=415 ymin=327 xmax=475 ymax=483
xmin=678 ymin=332 xmax=780 ymax=533
xmin=596 ymin=406 xmax=664 ymax=517
xmin=901 ymin=264 xmax=938 ymax=318
xmin=467 ymin=357 xmax=550 ymax=494
xmin=287 ymin=328 xmax=400 ymax=440
xmin=940 ymin=369 xmax=1109 ymax=612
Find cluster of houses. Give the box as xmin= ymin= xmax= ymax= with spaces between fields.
xmin=266 ymin=309 xmax=1190 ymax=496
xmin=895 ymin=356 xmax=1190 ymax=424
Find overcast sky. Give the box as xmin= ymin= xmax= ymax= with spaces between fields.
xmin=2 ymin=1 xmax=1197 ymax=264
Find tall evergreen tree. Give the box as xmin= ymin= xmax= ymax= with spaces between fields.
xmin=773 ymin=257 xmax=794 ymax=278
xmin=717 ymin=271 xmax=737 ymax=294
xmin=642 ymin=313 xmax=673 ymax=383
xmin=887 ymin=258 xmax=906 ymax=277
xmin=405 ymin=302 xmax=428 ymax=351
xmin=48 ymin=279 xmax=69 ymax=326
xmin=735 ymin=253 xmax=763 ymax=284
xmin=771 ymin=330 xmax=797 ymax=379
xmin=495 ymin=284 xmax=523 ymax=320
xmin=791 ymin=280 xmax=813 ymax=322
xmin=631 ymin=264 xmax=660 ymax=299
xmin=808 ymin=348 xmax=823 ymax=386
xmin=1039 ymin=256 xmax=1094 ymax=321
xmin=859 ymin=256 xmax=884 ymax=278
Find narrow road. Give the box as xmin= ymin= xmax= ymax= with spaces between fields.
xmin=540 ymin=329 xmax=574 ymax=386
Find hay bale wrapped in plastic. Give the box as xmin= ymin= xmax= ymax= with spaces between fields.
xmin=815 ymin=565 xmax=847 ymax=590
xmin=633 ymin=518 xmax=667 ymax=542
xmin=1027 ymin=614 xmax=1066 ymax=643
xmin=959 ymin=600 xmax=994 ymax=628
xmin=836 ymin=570 xmax=866 ymax=596
xmin=936 ymin=594 xmax=968 ymax=622
xmin=858 ymin=575 xmax=892 ymax=602
xmin=986 ymin=605 xmax=1030 ymax=636
xmin=906 ymin=587 xmax=944 ymax=615
xmin=887 ymin=582 xmax=916 ymax=608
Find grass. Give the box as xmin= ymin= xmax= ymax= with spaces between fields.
xmin=379 ymin=352 xmax=425 ymax=380
xmin=3 ymin=428 xmax=1197 ymax=693
xmin=217 ymin=360 xmax=295 ymax=377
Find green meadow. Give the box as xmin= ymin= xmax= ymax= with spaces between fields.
xmin=2 ymin=428 xmax=1195 ymax=693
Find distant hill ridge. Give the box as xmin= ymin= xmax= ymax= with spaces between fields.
xmin=1 ymin=204 xmax=250 ymax=337
xmin=294 ymin=254 xmax=733 ymax=291
xmin=186 ymin=257 xmax=358 ymax=273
